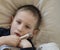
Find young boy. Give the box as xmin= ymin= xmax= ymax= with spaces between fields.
xmin=0 ymin=5 xmax=42 ymax=50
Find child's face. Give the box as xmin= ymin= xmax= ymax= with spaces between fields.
xmin=10 ymin=10 xmax=37 ymax=37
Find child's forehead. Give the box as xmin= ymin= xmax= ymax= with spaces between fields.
xmin=16 ymin=10 xmax=37 ymax=19
xmin=16 ymin=10 xmax=37 ymax=20
xmin=17 ymin=9 xmax=34 ymax=14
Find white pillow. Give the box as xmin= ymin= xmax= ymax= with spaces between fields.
xmin=35 ymin=0 xmax=60 ymax=49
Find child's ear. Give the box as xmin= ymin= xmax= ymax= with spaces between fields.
xmin=33 ymin=29 xmax=39 ymax=35
xmin=11 ymin=16 xmax=14 ymax=21
xmin=10 ymin=16 xmax=14 ymax=25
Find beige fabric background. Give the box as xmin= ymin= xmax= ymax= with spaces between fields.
xmin=35 ymin=0 xmax=60 ymax=48
xmin=0 ymin=0 xmax=60 ymax=48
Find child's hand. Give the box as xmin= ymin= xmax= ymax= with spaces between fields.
xmin=1 ymin=35 xmax=20 ymax=47
xmin=18 ymin=39 xmax=32 ymax=48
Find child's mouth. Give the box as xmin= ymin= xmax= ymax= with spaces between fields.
xmin=15 ymin=33 xmax=21 ymax=37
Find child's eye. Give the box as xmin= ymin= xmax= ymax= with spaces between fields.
xmin=17 ymin=21 xmax=21 ymax=24
xmin=25 ymin=25 xmax=30 ymax=29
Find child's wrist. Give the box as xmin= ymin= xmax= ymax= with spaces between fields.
xmin=1 ymin=36 xmax=9 ymax=45
xmin=0 ymin=36 xmax=6 ymax=45
xmin=2 ymin=36 xmax=10 ymax=45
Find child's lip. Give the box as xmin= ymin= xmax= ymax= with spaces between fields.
xmin=15 ymin=33 xmax=21 ymax=37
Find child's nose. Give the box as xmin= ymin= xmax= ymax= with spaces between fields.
xmin=17 ymin=24 xmax=24 ymax=32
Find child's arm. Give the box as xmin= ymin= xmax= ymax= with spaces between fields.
xmin=0 ymin=37 xmax=5 ymax=45
xmin=0 ymin=35 xmax=20 ymax=47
